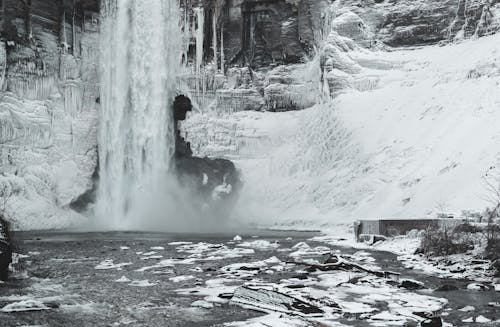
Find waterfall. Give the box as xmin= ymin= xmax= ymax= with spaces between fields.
xmin=97 ymin=0 xmax=181 ymax=228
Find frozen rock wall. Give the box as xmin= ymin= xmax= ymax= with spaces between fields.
xmin=0 ymin=0 xmax=99 ymax=229
xmin=184 ymin=0 xmax=500 ymax=115
xmin=183 ymin=1 xmax=500 ymax=229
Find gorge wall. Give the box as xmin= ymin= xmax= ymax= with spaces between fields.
xmin=0 ymin=0 xmax=99 ymax=228
xmin=183 ymin=0 xmax=500 ymax=113
xmin=0 ymin=0 xmax=499 ymax=228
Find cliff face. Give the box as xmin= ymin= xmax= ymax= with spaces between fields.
xmin=0 ymin=0 xmax=99 ymax=229
xmin=333 ymin=0 xmax=500 ymax=46
xmin=184 ymin=0 xmax=500 ymax=114
xmin=181 ymin=0 xmax=328 ymax=69
xmin=184 ymin=0 xmax=500 ymax=70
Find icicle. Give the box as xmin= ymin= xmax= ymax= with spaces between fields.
xmin=62 ymin=10 xmax=68 ymax=53
xmin=194 ymin=7 xmax=204 ymax=93
xmin=180 ymin=0 xmax=189 ymax=67
xmin=220 ymin=25 xmax=224 ymax=74
xmin=212 ymin=11 xmax=218 ymax=69
xmin=322 ymin=67 xmax=331 ymax=100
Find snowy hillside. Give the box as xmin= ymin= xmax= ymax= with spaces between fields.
xmin=184 ymin=33 xmax=500 ymax=229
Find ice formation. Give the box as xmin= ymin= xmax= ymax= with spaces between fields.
xmin=194 ymin=7 xmax=205 ymax=92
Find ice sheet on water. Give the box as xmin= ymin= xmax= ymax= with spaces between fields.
xmin=169 ymin=275 xmax=195 ymax=283
xmin=115 ymin=276 xmax=131 ymax=283
xmin=134 ymin=258 xmax=194 ymax=272
xmin=238 ymin=240 xmax=280 ymax=250
xmin=1 ymin=299 xmax=49 ymax=312
xmin=141 ymin=251 xmax=156 ymax=256
xmin=191 ymin=300 xmax=214 ymax=309
xmin=128 ymin=280 xmax=158 ymax=287
xmin=223 ymin=313 xmax=336 ymax=327
xmin=94 ymin=259 xmax=132 ymax=270
xmin=168 ymin=241 xmax=192 ymax=246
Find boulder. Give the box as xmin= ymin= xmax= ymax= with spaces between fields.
xmin=420 ymin=317 xmax=443 ymax=327
xmin=230 ymin=286 xmax=324 ymax=316
xmin=434 ymin=284 xmax=459 ymax=292
xmin=399 ymin=279 xmax=425 ymax=290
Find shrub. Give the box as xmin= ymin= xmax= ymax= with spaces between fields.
xmin=485 ymin=223 xmax=500 ymax=261
xmin=420 ymin=224 xmax=474 ymax=257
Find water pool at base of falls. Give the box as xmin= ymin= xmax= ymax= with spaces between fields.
xmin=0 ymin=231 xmax=498 ymax=326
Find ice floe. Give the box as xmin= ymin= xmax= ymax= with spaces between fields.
xmin=128 ymin=280 xmax=157 ymax=287
xmin=94 ymin=259 xmax=132 ymax=270
xmin=1 ymin=299 xmax=49 ymax=312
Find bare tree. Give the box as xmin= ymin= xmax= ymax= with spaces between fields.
xmin=481 ymin=165 xmax=500 ymax=262
xmin=483 ymin=165 xmax=500 ymax=222
xmin=0 ymin=180 xmax=13 ymax=282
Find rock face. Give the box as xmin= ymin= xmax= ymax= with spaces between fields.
xmin=220 ymin=0 xmax=324 ymax=67
xmin=184 ymin=0 xmax=500 ymax=113
xmin=0 ymin=0 xmax=99 ymax=228
xmin=174 ymin=95 xmax=241 ymax=218
xmin=182 ymin=0 xmax=328 ymax=69
xmin=334 ymin=0 xmax=500 ymax=46
xmin=0 ymin=215 xmax=12 ymax=281
xmin=184 ymin=0 xmax=500 ymax=70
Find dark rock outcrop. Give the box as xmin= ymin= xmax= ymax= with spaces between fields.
xmin=0 ymin=215 xmax=12 ymax=281
xmin=399 ymin=279 xmax=425 ymax=290
xmin=174 ymin=95 xmax=241 ymax=216
xmin=69 ymin=153 xmax=99 ymax=212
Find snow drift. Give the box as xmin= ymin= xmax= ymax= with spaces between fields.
xmin=185 ymin=33 xmax=500 ymax=229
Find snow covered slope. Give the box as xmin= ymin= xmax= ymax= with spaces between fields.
xmin=184 ymin=33 xmax=500 ymax=229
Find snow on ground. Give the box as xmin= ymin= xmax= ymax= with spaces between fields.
xmin=174 ymin=241 xmax=450 ymax=327
xmin=185 ymin=33 xmax=500 ymax=230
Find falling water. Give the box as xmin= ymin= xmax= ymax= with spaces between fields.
xmin=97 ymin=0 xmax=181 ymax=228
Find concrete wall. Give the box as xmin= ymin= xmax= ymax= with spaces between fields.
xmin=355 ymin=218 xmax=465 ymax=240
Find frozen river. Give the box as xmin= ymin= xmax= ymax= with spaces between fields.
xmin=0 ymin=231 xmax=498 ymax=326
